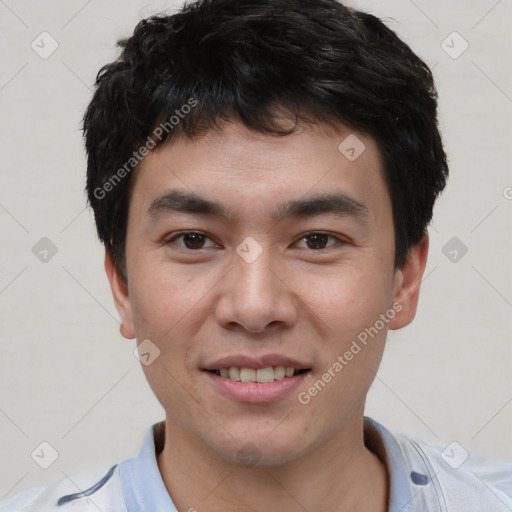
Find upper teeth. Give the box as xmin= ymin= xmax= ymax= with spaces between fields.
xmin=217 ymin=366 xmax=297 ymax=382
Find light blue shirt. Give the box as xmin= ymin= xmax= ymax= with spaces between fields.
xmin=2 ymin=417 xmax=511 ymax=511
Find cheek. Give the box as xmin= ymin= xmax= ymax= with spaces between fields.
xmin=127 ymin=269 xmax=209 ymax=426
xmin=129 ymin=261 xmax=205 ymax=335
xmin=295 ymin=261 xmax=393 ymax=402
xmin=299 ymin=263 xmax=394 ymax=339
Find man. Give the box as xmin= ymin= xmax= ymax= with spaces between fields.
xmin=2 ymin=0 xmax=511 ymax=511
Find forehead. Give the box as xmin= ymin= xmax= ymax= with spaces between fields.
xmin=130 ymin=120 xmax=390 ymax=226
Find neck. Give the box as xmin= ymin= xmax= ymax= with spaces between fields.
xmin=156 ymin=409 xmax=388 ymax=512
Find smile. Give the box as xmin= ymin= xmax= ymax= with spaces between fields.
xmin=209 ymin=366 xmax=310 ymax=383
xmin=203 ymin=368 xmax=312 ymax=403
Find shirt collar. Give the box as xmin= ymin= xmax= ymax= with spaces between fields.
xmin=364 ymin=416 xmax=415 ymax=512
xmin=118 ymin=421 xmax=177 ymax=512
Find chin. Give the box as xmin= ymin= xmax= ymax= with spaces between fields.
xmin=207 ymin=427 xmax=313 ymax=468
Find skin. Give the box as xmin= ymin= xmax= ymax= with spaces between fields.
xmin=105 ymin=119 xmax=429 ymax=512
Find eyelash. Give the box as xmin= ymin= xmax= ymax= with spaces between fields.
xmin=163 ymin=231 xmax=346 ymax=251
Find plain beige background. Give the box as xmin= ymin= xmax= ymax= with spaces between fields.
xmin=1 ymin=0 xmax=511 ymax=499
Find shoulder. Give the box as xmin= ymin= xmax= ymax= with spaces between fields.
xmin=0 ymin=464 xmax=125 ymax=512
xmin=395 ymin=433 xmax=512 ymax=511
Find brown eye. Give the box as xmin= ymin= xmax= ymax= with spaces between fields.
xmin=296 ymin=232 xmax=339 ymax=250
xmin=165 ymin=232 xmax=217 ymax=250
xmin=181 ymin=233 xmax=206 ymax=249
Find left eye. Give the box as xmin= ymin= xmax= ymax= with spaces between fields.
xmin=295 ymin=233 xmax=340 ymax=250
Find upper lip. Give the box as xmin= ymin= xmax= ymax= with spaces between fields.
xmin=202 ymin=354 xmax=311 ymax=371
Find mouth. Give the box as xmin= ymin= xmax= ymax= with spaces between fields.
xmin=206 ymin=366 xmax=312 ymax=383
xmin=201 ymin=355 xmax=313 ymax=403
xmin=202 ymin=362 xmax=312 ymax=403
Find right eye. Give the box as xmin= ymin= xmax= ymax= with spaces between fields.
xmin=163 ymin=231 xmax=219 ymax=250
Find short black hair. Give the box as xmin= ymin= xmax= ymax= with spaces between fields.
xmin=84 ymin=0 xmax=448 ymax=281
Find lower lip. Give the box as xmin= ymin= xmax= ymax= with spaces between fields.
xmin=203 ymin=371 xmax=310 ymax=403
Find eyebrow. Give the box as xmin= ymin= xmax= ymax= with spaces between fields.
xmin=147 ymin=189 xmax=369 ymax=222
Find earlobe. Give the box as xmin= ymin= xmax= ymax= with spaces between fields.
xmin=104 ymin=250 xmax=136 ymax=340
xmin=389 ymin=233 xmax=429 ymax=330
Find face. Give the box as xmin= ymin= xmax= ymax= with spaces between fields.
xmin=106 ymin=120 xmax=427 ymax=466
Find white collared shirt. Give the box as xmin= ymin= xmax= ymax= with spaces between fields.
xmin=2 ymin=417 xmax=511 ymax=511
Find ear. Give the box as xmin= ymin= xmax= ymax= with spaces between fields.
xmin=389 ymin=233 xmax=429 ymax=330
xmin=104 ymin=250 xmax=136 ymax=339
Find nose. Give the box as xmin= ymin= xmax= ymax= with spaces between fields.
xmin=213 ymin=244 xmax=298 ymax=334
